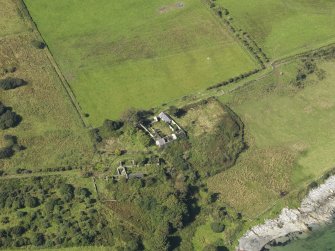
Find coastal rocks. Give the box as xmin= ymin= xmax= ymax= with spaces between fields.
xmin=237 ymin=175 xmax=335 ymax=251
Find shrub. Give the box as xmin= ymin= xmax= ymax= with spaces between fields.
xmin=31 ymin=40 xmax=46 ymax=49
xmin=32 ymin=233 xmax=45 ymax=246
xmin=103 ymin=119 xmax=123 ymax=132
xmin=210 ymin=222 xmax=225 ymax=233
xmin=25 ymin=196 xmax=40 ymax=208
xmin=79 ymin=188 xmax=91 ymax=198
xmin=0 ymin=103 xmax=21 ymax=129
xmin=59 ymin=183 xmax=75 ymax=198
xmin=17 ymin=211 xmax=28 ymax=218
xmin=0 ymin=147 xmax=14 ymax=159
xmin=0 ymin=77 xmax=26 ymax=90
xmin=10 ymin=226 xmax=26 ymax=236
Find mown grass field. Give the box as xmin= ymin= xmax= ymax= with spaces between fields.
xmin=0 ymin=2 xmax=93 ymax=172
xmin=208 ymin=59 xmax=335 ymax=218
xmin=218 ymin=0 xmax=335 ymax=59
xmin=24 ymin=0 xmax=258 ymax=126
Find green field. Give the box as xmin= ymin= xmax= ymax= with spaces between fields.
xmin=218 ymin=0 xmax=335 ymax=59
xmin=24 ymin=0 xmax=258 ymax=125
xmin=208 ymin=59 xmax=335 ymax=218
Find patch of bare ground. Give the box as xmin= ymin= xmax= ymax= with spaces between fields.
xmin=158 ymin=2 xmax=184 ymax=14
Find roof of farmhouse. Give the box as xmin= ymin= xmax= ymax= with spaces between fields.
xmin=158 ymin=112 xmax=172 ymax=123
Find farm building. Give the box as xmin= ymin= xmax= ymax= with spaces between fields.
xmin=140 ymin=111 xmax=185 ymax=147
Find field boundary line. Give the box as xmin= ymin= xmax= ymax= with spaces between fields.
xmin=200 ymin=0 xmax=261 ymax=67
xmin=16 ymin=0 xmax=90 ymax=129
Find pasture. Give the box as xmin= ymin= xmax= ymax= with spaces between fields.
xmin=208 ymin=59 xmax=335 ymax=218
xmin=0 ymin=3 xmax=92 ymax=172
xmin=24 ymin=0 xmax=258 ymax=126
xmin=218 ymin=0 xmax=335 ymax=59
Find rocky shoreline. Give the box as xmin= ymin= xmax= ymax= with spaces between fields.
xmin=237 ymin=175 xmax=335 ymax=251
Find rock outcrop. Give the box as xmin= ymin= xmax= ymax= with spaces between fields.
xmin=237 ymin=175 xmax=335 ymax=251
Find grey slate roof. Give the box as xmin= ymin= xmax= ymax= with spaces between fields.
xmin=158 ymin=112 xmax=172 ymax=123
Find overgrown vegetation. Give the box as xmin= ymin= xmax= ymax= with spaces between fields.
xmin=0 ymin=176 xmax=120 ymax=249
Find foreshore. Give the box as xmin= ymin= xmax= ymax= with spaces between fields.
xmin=237 ymin=175 xmax=335 ymax=251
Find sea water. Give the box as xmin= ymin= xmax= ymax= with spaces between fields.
xmin=270 ymin=223 xmax=335 ymax=251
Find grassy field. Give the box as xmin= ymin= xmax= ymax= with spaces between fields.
xmin=208 ymin=59 xmax=335 ymax=218
xmin=24 ymin=0 xmax=258 ymax=126
xmin=0 ymin=0 xmax=27 ymax=37
xmin=218 ymin=0 xmax=335 ymax=59
xmin=0 ymin=1 xmax=93 ymax=172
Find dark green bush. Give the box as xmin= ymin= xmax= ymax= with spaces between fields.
xmin=9 ymin=226 xmax=26 ymax=236
xmin=25 ymin=196 xmax=40 ymax=208
xmin=31 ymin=40 xmax=46 ymax=49
xmin=32 ymin=233 xmax=45 ymax=246
xmin=210 ymin=222 xmax=225 ymax=233
xmin=0 ymin=77 xmax=26 ymax=90
xmin=0 ymin=103 xmax=21 ymax=130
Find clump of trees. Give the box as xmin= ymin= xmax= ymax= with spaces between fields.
xmin=291 ymin=58 xmax=326 ymax=88
xmin=0 ymin=102 xmax=21 ymax=130
xmin=0 ymin=77 xmax=26 ymax=90
xmin=0 ymin=176 xmax=117 ymax=249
